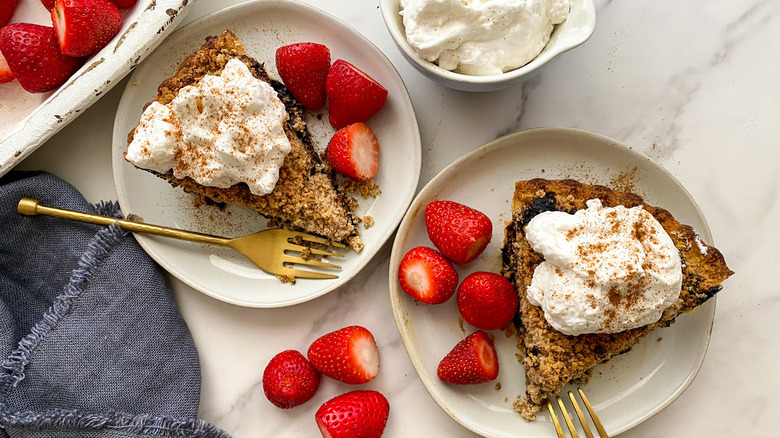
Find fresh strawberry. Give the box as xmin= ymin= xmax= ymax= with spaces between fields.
xmin=40 ymin=0 xmax=57 ymax=10
xmin=276 ymin=42 xmax=330 ymax=110
xmin=424 ymin=200 xmax=492 ymax=265
xmin=52 ymin=0 xmax=122 ymax=57
xmin=315 ymin=390 xmax=389 ymax=438
xmin=398 ymin=246 xmax=458 ymax=304
xmin=307 ymin=325 xmax=379 ymax=385
xmin=325 ymin=122 xmax=379 ymax=181
xmin=0 ymin=24 xmax=84 ymax=93
xmin=262 ymin=350 xmax=321 ymax=409
xmin=0 ymin=51 xmax=14 ymax=84
xmin=325 ymin=59 xmax=387 ymax=129
xmin=457 ymin=271 xmax=518 ymax=330
xmin=0 ymin=0 xmax=18 ymax=28
xmin=107 ymin=0 xmax=137 ymax=8
xmin=437 ymin=330 xmax=499 ymax=385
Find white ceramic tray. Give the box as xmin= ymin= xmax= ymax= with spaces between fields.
xmin=0 ymin=0 xmax=195 ymax=176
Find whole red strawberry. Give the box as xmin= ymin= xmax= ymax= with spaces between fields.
xmin=276 ymin=42 xmax=330 ymax=110
xmin=52 ymin=0 xmax=122 ymax=57
xmin=424 ymin=200 xmax=492 ymax=265
xmin=40 ymin=0 xmax=57 ymax=10
xmin=437 ymin=330 xmax=498 ymax=385
xmin=315 ymin=390 xmax=389 ymax=438
xmin=0 ymin=24 xmax=84 ymax=93
xmin=457 ymin=271 xmax=518 ymax=330
xmin=262 ymin=350 xmax=321 ymax=409
xmin=0 ymin=0 xmax=18 ymax=28
xmin=326 ymin=122 xmax=379 ymax=181
xmin=325 ymin=59 xmax=387 ymax=129
xmin=308 ymin=325 xmax=379 ymax=385
xmin=398 ymin=246 xmax=458 ymax=304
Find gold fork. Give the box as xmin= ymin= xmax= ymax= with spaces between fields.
xmin=547 ymin=388 xmax=609 ymax=438
xmin=17 ymin=197 xmax=344 ymax=280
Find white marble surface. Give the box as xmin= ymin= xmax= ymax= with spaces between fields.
xmin=11 ymin=0 xmax=779 ymax=436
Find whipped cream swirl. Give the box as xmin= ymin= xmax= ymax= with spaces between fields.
xmin=399 ymin=0 xmax=572 ymax=75
xmin=524 ymin=199 xmax=683 ymax=336
xmin=126 ymin=58 xmax=292 ymax=196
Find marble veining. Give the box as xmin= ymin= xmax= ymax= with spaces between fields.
xmin=11 ymin=0 xmax=779 ymax=436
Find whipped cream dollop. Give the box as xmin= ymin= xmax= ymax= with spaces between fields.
xmin=524 ymin=199 xmax=683 ymax=336
xmin=126 ymin=58 xmax=292 ymax=196
xmin=399 ymin=0 xmax=572 ymax=75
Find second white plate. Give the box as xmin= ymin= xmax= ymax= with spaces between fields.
xmin=112 ymin=0 xmax=421 ymax=307
xmin=389 ymin=128 xmax=717 ymax=437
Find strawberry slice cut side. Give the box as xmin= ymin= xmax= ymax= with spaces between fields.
xmin=0 ymin=52 xmax=14 ymax=84
xmin=326 ymin=122 xmax=380 ymax=181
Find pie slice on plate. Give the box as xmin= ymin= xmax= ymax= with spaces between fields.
xmin=501 ymin=178 xmax=734 ymax=420
xmin=125 ymin=29 xmax=362 ymax=251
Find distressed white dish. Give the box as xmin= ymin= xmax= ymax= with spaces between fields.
xmin=389 ymin=128 xmax=717 ymax=437
xmin=112 ymin=0 xmax=421 ymax=307
xmin=0 ymin=0 xmax=194 ymax=176
xmin=379 ymin=0 xmax=596 ymax=92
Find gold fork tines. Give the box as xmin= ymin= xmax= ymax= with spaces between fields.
xmin=547 ymin=388 xmax=609 ymax=438
xmin=18 ymin=198 xmax=344 ymax=280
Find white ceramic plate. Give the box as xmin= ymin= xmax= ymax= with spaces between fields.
xmin=389 ymin=128 xmax=717 ymax=437
xmin=0 ymin=0 xmax=193 ymax=176
xmin=112 ymin=0 xmax=421 ymax=308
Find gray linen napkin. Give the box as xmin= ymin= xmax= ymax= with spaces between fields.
xmin=0 ymin=171 xmax=229 ymax=438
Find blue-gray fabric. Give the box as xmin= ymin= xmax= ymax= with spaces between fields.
xmin=0 ymin=171 xmax=229 ymax=438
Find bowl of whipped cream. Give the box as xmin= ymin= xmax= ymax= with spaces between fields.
xmin=380 ymin=0 xmax=596 ymax=91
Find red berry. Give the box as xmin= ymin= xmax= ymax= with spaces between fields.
xmin=424 ymin=200 xmax=492 ymax=265
xmin=107 ymin=0 xmax=137 ymax=8
xmin=0 ymin=24 xmax=84 ymax=93
xmin=325 ymin=59 xmax=387 ymax=129
xmin=276 ymin=42 xmax=331 ymax=110
xmin=315 ymin=390 xmax=389 ymax=438
xmin=0 ymin=52 xmax=14 ymax=84
xmin=307 ymin=326 xmax=379 ymax=385
xmin=398 ymin=246 xmax=458 ymax=304
xmin=437 ymin=331 xmax=499 ymax=385
xmin=40 ymin=0 xmax=56 ymax=10
xmin=262 ymin=350 xmax=321 ymax=409
xmin=457 ymin=271 xmax=518 ymax=330
xmin=0 ymin=0 xmax=18 ymax=28
xmin=325 ymin=122 xmax=379 ymax=181
xmin=52 ymin=0 xmax=122 ymax=57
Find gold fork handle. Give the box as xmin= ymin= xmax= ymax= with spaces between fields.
xmin=18 ymin=197 xmax=230 ymax=247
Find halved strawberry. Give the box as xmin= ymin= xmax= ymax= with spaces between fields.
xmin=0 ymin=24 xmax=84 ymax=93
xmin=437 ymin=330 xmax=499 ymax=385
xmin=307 ymin=325 xmax=379 ymax=385
xmin=315 ymin=390 xmax=389 ymax=438
xmin=425 ymin=200 xmax=493 ymax=265
xmin=398 ymin=246 xmax=458 ymax=304
xmin=276 ymin=42 xmax=330 ymax=110
xmin=52 ymin=0 xmax=122 ymax=57
xmin=262 ymin=350 xmax=321 ymax=409
xmin=0 ymin=51 xmax=14 ymax=84
xmin=325 ymin=59 xmax=387 ymax=129
xmin=325 ymin=122 xmax=379 ymax=181
xmin=0 ymin=0 xmax=18 ymax=28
